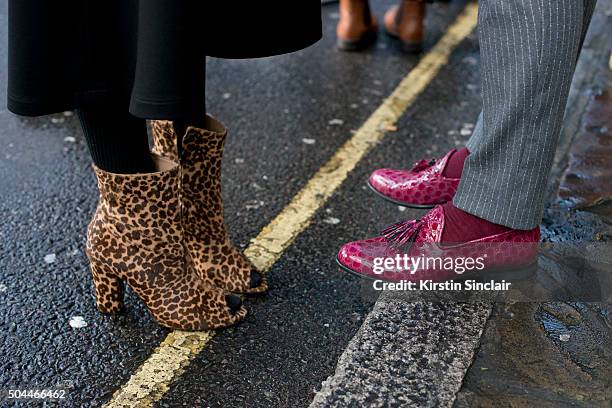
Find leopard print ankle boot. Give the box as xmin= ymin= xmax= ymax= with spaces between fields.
xmin=86 ymin=155 xmax=247 ymax=330
xmin=151 ymin=117 xmax=267 ymax=294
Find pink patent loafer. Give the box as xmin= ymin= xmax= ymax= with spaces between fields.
xmin=337 ymin=206 xmax=540 ymax=283
xmin=368 ymin=149 xmax=461 ymax=208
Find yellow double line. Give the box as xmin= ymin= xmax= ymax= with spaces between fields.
xmin=105 ymin=4 xmax=478 ymax=407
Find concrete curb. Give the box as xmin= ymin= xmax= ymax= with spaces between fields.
xmin=310 ymin=298 xmax=491 ymax=408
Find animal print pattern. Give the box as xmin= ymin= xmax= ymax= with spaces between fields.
xmin=368 ymin=149 xmax=460 ymax=207
xmin=151 ymin=121 xmax=179 ymax=162
xmin=151 ymin=118 xmax=267 ymax=294
xmin=86 ymin=157 xmax=246 ymax=330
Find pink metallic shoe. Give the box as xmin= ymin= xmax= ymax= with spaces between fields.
xmin=337 ymin=206 xmax=540 ymax=283
xmin=368 ymin=149 xmax=461 ymax=208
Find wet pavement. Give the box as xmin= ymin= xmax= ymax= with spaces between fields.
xmin=455 ymin=302 xmax=611 ymax=408
xmin=559 ymin=78 xmax=612 ymax=216
xmin=0 ymin=0 xmax=611 ymax=407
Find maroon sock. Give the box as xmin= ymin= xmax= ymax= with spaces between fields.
xmin=441 ymin=202 xmax=511 ymax=243
xmin=442 ymin=147 xmax=470 ymax=178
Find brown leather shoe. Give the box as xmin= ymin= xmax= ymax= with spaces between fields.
xmin=384 ymin=0 xmax=426 ymax=53
xmin=336 ymin=0 xmax=378 ymax=51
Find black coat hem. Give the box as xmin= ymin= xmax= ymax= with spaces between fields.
xmin=129 ymin=96 xmax=205 ymax=120
xmin=7 ymin=94 xmax=73 ymax=117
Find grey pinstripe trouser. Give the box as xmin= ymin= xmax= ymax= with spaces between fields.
xmin=453 ymin=0 xmax=597 ymax=229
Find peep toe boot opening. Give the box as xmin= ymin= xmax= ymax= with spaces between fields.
xmin=151 ymin=118 xmax=268 ymax=295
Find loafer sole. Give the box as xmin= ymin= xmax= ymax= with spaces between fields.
xmin=367 ymin=180 xmax=440 ymax=209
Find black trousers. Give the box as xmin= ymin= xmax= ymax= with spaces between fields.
xmin=7 ymin=0 xmax=322 ymax=119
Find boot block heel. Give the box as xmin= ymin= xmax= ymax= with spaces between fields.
xmin=91 ymin=263 xmax=125 ymax=313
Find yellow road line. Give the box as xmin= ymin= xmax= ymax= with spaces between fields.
xmin=105 ymin=331 xmax=213 ymax=407
xmin=104 ymin=4 xmax=478 ymax=407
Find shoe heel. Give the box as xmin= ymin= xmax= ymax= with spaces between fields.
xmin=91 ymin=263 xmax=124 ymax=313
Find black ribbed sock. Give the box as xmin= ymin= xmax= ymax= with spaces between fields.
xmin=77 ymin=107 xmax=155 ymax=174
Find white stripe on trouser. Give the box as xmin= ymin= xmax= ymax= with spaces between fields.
xmin=453 ymin=0 xmax=597 ymax=229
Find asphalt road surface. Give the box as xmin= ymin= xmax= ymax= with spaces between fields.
xmin=1 ymin=0 xmax=610 ymax=407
